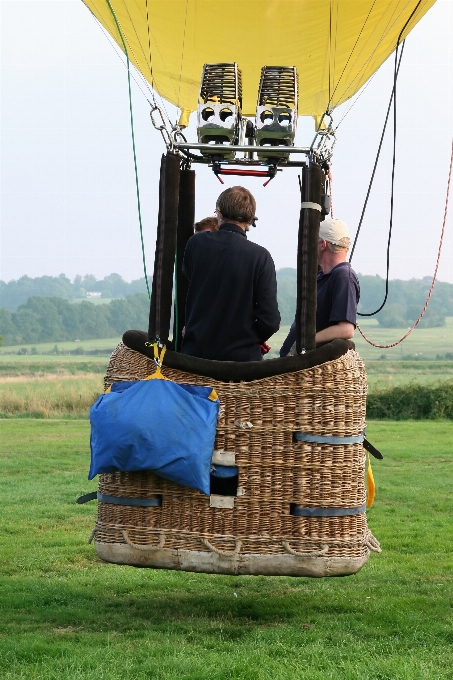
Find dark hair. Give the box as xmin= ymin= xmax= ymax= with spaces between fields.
xmin=194 ymin=216 xmax=219 ymax=233
xmin=216 ymin=186 xmax=256 ymax=224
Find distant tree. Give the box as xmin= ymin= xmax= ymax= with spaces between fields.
xmin=11 ymin=308 xmax=42 ymax=344
xmin=375 ymin=303 xmax=407 ymax=328
xmin=97 ymin=273 xmax=130 ymax=298
xmin=21 ymin=297 xmax=66 ymax=342
xmin=81 ymin=274 xmax=98 ymax=291
xmin=276 ymin=269 xmax=297 ymax=325
xmin=128 ymin=277 xmax=149 ymax=296
xmin=50 ymin=297 xmax=81 ymax=340
xmin=108 ymin=294 xmax=149 ymax=334
xmin=75 ymin=301 xmax=115 ymax=339
xmin=406 ymin=305 xmax=445 ymax=328
xmin=0 ymin=274 xmax=74 ymax=310
xmin=72 ymin=275 xmax=84 ymax=299
xmin=0 ymin=308 xmax=16 ymax=344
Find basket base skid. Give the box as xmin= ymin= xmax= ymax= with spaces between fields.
xmin=95 ymin=541 xmax=369 ymax=577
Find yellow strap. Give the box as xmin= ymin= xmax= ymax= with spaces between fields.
xmin=366 ymin=452 xmax=376 ymax=509
xmin=208 ymin=389 xmax=219 ymax=402
xmin=144 ymin=344 xmax=169 ymax=381
xmin=104 ymin=385 xmax=112 ymax=394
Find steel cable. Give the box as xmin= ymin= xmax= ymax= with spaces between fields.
xmin=357 ymin=138 xmax=452 ymax=348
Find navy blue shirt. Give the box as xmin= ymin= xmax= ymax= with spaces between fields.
xmin=280 ymin=262 xmax=360 ymax=356
xmin=181 ymin=223 xmax=280 ymax=362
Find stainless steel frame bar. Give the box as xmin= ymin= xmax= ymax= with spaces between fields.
xmin=175 ymin=142 xmax=310 ymax=154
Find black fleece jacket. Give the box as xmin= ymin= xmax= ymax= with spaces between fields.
xmin=181 ymin=223 xmax=280 ymax=361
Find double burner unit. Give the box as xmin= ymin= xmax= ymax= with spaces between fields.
xmin=177 ymin=63 xmax=304 ymax=183
xmin=197 ymin=63 xmax=298 ymax=160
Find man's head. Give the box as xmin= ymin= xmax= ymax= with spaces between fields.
xmin=215 ymin=186 xmax=256 ymax=231
xmin=194 ymin=216 xmax=219 ymax=233
xmin=319 ymin=218 xmax=351 ymax=253
xmin=318 ymin=219 xmax=351 ymax=273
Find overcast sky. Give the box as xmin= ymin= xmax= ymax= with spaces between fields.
xmin=1 ymin=0 xmax=452 ymax=288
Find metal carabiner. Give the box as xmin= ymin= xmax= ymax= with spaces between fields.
xmin=150 ymin=105 xmax=166 ymax=131
xmin=150 ymin=106 xmax=174 ymax=151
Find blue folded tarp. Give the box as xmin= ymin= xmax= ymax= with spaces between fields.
xmin=89 ymin=378 xmax=219 ymax=495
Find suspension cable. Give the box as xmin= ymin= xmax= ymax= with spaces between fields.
xmin=327 ymin=167 xmax=334 ymax=218
xmin=360 ymin=53 xmax=399 ymax=316
xmin=105 ymin=0 xmax=150 ymax=299
xmin=351 ymin=0 xmax=423 ymax=317
xmin=357 ymin=138 xmax=453 ymax=349
xmin=349 ymin=42 xmax=405 ymax=263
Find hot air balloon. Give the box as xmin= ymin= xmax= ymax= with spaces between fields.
xmin=79 ymin=0 xmax=436 ymax=577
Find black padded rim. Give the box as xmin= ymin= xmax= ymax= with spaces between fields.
xmin=122 ymin=330 xmax=355 ymax=383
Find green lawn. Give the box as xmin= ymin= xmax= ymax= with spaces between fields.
xmin=0 ymin=419 xmax=452 ymax=679
xmin=266 ymin=317 xmax=453 ymax=362
xmin=0 ymin=337 xmax=121 ymax=358
xmin=0 ymin=375 xmax=102 ymax=418
xmin=353 ymin=317 xmax=453 ymax=361
xmin=265 ymin=320 xmax=453 ymax=390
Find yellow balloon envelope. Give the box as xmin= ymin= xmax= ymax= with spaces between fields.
xmin=83 ymin=0 xmax=435 ymax=125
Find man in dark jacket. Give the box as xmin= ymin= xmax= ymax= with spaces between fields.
xmin=280 ymin=218 xmax=359 ymax=356
xmin=181 ymin=186 xmax=280 ymax=362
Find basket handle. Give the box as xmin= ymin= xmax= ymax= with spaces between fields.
xmin=122 ymin=530 xmax=166 ymax=551
xmin=365 ymin=531 xmax=382 ymax=553
xmin=200 ymin=537 xmax=242 ymax=557
xmin=281 ymin=540 xmax=329 ymax=558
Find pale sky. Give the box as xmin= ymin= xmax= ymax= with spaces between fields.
xmin=1 ymin=0 xmax=452 ymax=286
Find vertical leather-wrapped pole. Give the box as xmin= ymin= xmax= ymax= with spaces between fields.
xmin=148 ymin=153 xmax=180 ymax=343
xmin=173 ymin=168 xmax=195 ymax=351
xmin=296 ymin=161 xmax=324 ymax=353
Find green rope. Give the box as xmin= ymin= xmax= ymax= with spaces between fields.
xmin=105 ymin=0 xmax=150 ymax=299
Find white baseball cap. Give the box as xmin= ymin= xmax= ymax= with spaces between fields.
xmin=319 ymin=218 xmax=350 ymax=246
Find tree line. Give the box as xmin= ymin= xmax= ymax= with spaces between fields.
xmin=277 ymin=270 xmax=453 ymax=328
xmin=0 ymin=273 xmax=147 ymax=312
xmin=1 ymin=272 xmax=453 ymax=346
xmin=0 ymin=294 xmax=149 ymax=346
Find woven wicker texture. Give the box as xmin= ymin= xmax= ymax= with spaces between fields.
xmin=95 ymin=342 xmax=376 ymax=561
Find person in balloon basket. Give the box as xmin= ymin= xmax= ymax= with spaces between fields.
xmin=193 ymin=216 xmax=219 ymax=233
xmin=280 ymin=219 xmax=360 ymax=356
xmin=181 ymin=186 xmax=280 ymax=362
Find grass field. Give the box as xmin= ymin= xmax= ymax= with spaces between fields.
xmin=0 ymin=320 xmax=452 ymax=418
xmin=0 ymin=337 xmax=121 ymax=358
xmin=2 ymin=317 xmax=452 ymax=363
xmin=265 ymin=317 xmax=453 ymax=362
xmin=1 ymin=366 xmax=453 ymax=418
xmin=0 ymin=419 xmax=452 ymax=679
xmin=0 ymin=375 xmax=102 ymax=418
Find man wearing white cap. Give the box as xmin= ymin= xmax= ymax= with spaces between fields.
xmin=280 ymin=218 xmax=360 ymax=355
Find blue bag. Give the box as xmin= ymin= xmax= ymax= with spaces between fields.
xmin=89 ymin=347 xmax=219 ymax=495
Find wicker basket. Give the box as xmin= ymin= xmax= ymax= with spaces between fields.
xmin=89 ymin=342 xmax=380 ymax=577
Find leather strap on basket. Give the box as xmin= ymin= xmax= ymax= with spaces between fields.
xmin=77 ymin=492 xmax=97 ymax=504
xmin=122 ymin=530 xmax=166 ymax=551
xmin=294 ymin=431 xmax=384 ymax=460
xmin=363 ymin=438 xmax=383 ymax=459
xmin=78 ymin=492 xmax=162 ymax=507
xmin=200 ymin=537 xmax=243 ymax=557
xmin=291 ymin=504 xmax=366 ymax=517
xmin=294 ymin=432 xmax=364 ymax=445
xmin=99 ymin=493 xmax=162 ymax=507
